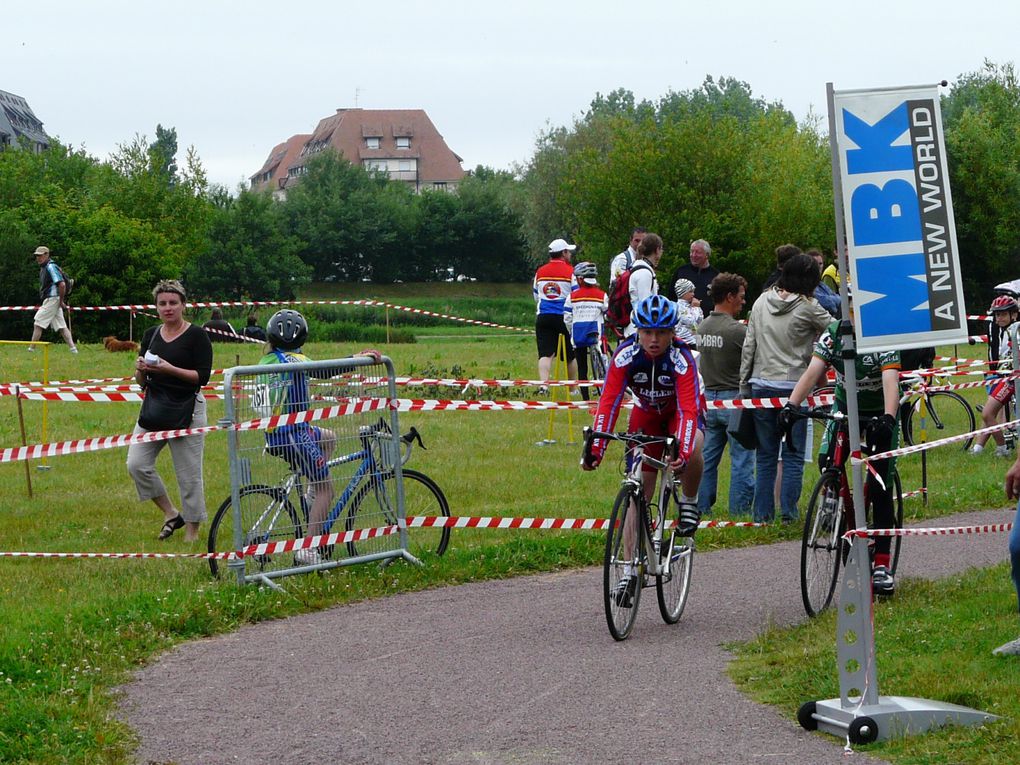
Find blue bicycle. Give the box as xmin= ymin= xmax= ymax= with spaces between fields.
xmin=208 ymin=419 xmax=450 ymax=577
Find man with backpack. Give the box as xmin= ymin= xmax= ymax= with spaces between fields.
xmin=27 ymin=245 xmax=77 ymax=353
xmin=608 ymin=227 xmax=646 ymax=289
xmin=606 ymin=232 xmax=662 ymax=339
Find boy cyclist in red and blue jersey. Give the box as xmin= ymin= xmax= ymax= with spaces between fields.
xmin=582 ymin=294 xmax=706 ymax=607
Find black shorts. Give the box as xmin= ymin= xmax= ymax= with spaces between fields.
xmin=535 ymin=313 xmax=575 ymax=361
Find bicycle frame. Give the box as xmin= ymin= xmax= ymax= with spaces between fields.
xmin=617 ymin=442 xmax=678 ymax=579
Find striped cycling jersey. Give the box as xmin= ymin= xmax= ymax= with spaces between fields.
xmin=533 ymin=260 xmax=576 ymax=316
xmin=590 ymin=336 xmax=705 ymax=465
xmin=564 ymin=285 xmax=608 ymax=347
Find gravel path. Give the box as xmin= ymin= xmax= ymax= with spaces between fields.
xmin=118 ymin=509 xmax=1013 ymax=764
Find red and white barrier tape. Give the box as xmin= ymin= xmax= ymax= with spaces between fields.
xmin=0 ymin=515 xmax=766 ymax=560
xmin=0 ymin=298 xmax=535 ymax=334
xmin=0 ymin=397 xmax=392 ymax=463
xmin=844 ymin=521 xmax=1012 ymax=540
xmin=860 ymin=418 xmax=1020 ymax=462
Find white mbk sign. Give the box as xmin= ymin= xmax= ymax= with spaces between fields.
xmin=831 ymin=83 xmax=968 ymax=352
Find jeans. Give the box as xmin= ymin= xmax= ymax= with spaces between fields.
xmin=751 ymin=384 xmax=807 ymax=523
xmin=698 ymin=389 xmax=755 ymax=516
xmin=1011 ymin=499 xmax=1020 ymax=613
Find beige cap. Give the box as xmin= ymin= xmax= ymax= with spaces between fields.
xmin=33 ymin=246 xmax=49 ymax=256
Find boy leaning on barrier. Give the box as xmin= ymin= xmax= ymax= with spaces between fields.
xmin=256 ymin=309 xmax=380 ymax=565
xmin=778 ymin=312 xmax=902 ymax=596
xmin=582 ymin=294 xmax=706 ymax=607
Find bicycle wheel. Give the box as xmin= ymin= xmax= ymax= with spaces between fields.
xmin=656 ymin=504 xmax=695 ymax=624
xmin=604 ymin=485 xmax=642 ymax=641
xmin=346 ymin=469 xmax=451 ymax=560
xmin=800 ymin=471 xmax=844 ymax=617
xmin=890 ymin=470 xmax=904 ymax=575
xmin=207 ymin=485 xmax=302 ymax=578
xmin=588 ymin=345 xmax=608 ymax=397
xmin=903 ymin=390 xmax=975 ymax=451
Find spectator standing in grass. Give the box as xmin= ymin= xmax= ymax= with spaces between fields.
xmin=996 ymin=451 xmax=1020 ymax=655
xmin=533 ymin=238 xmax=578 ymax=393
xmin=739 ymin=253 xmax=831 ymax=524
xmin=564 ymin=261 xmax=608 ymax=401
xmin=695 ymin=273 xmax=754 ymax=517
xmin=126 ymin=280 xmax=213 ymax=543
xmin=203 ymin=308 xmax=240 ymax=342
xmin=623 ymin=233 xmax=663 ymax=338
xmin=667 ymin=239 xmax=719 ymax=313
xmin=609 ymin=227 xmax=646 ymax=289
xmin=27 ymin=245 xmax=77 ymax=353
xmin=241 ymin=313 xmax=268 ymax=342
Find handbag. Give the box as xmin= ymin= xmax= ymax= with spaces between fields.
xmin=727 ymin=407 xmax=757 ymax=450
xmin=138 ymin=385 xmax=197 ymax=431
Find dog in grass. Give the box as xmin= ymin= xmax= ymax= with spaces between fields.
xmin=103 ymin=336 xmax=140 ymax=353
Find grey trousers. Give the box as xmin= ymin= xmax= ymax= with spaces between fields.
xmin=126 ymin=395 xmax=208 ymax=523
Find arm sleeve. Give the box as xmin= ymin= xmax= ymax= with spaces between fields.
xmin=739 ymin=312 xmax=757 ymax=388
xmin=192 ymin=329 xmax=214 ymax=386
xmin=672 ymin=348 xmax=703 ymax=462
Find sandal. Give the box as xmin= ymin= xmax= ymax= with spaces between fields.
xmin=158 ymin=514 xmax=185 ymax=540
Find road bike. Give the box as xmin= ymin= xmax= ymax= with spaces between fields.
xmin=814 ymin=376 xmax=976 ymax=451
xmin=208 ymin=419 xmax=450 ymax=577
xmin=587 ymin=337 xmax=610 ymax=398
xmin=795 ymin=409 xmax=903 ymax=617
xmin=583 ymin=427 xmax=695 ymax=641
xmin=898 ymin=372 xmax=976 ymax=451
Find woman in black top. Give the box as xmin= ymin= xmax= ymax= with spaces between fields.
xmin=126 ymin=280 xmax=213 ymax=541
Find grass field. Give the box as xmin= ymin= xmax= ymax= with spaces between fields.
xmin=0 ymin=292 xmax=1016 ymax=763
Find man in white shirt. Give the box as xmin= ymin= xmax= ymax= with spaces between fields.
xmin=624 ymin=233 xmax=662 ymax=337
xmin=608 ymin=227 xmax=646 ymax=289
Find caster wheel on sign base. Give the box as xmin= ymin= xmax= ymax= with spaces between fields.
xmin=797 ymin=701 xmax=818 ymax=731
xmin=848 ymin=715 xmax=879 ymax=744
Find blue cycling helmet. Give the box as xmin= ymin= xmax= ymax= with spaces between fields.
xmin=632 ymin=294 xmax=677 ymax=329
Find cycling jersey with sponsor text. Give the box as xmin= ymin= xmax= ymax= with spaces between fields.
xmin=590 ymin=336 xmax=704 ymax=464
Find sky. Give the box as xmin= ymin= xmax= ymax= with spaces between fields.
xmin=4 ymin=0 xmax=1018 ymax=191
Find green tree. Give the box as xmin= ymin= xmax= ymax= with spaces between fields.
xmin=148 ymin=124 xmax=179 ymax=186
xmin=282 ymin=150 xmax=415 ymax=282
xmin=185 ymin=188 xmax=309 ymax=300
xmin=942 ymin=60 xmax=1020 ymax=301
xmin=524 ymin=78 xmax=833 ymax=291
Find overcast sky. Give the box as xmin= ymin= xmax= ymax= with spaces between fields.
xmin=4 ymin=0 xmax=1017 ymax=191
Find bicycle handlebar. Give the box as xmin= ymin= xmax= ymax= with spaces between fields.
xmin=581 ymin=426 xmax=677 ymax=470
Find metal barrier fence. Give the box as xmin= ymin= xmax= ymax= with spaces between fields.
xmin=215 ymin=355 xmax=415 ymax=585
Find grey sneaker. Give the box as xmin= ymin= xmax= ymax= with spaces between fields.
xmin=69 ymin=346 xmax=78 ymax=354
xmin=872 ymin=565 xmax=895 ymax=596
xmin=992 ymin=636 xmax=1020 ymax=656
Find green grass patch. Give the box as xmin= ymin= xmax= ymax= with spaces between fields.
xmin=729 ymin=565 xmax=1020 ymax=764
xmin=0 ymin=324 xmax=1012 ymax=764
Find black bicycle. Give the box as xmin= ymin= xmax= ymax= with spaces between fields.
xmin=795 ymin=409 xmax=903 ymax=617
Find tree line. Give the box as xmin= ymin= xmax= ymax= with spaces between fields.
xmin=0 ymin=61 xmax=1017 ymax=341
xmin=521 ymin=63 xmax=1020 ymax=306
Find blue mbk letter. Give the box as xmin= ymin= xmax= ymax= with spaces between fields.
xmin=857 ymin=253 xmax=931 ymax=334
xmin=844 ymin=103 xmax=913 ymax=175
xmin=851 ymin=180 xmax=921 ymax=246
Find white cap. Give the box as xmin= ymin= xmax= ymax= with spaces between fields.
xmin=548 ymin=238 xmax=576 ymax=254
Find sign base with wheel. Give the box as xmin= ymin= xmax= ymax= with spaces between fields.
xmin=798 ymin=539 xmax=997 ymax=744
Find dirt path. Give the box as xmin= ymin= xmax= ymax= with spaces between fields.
xmin=118 ymin=509 xmax=1013 ymax=764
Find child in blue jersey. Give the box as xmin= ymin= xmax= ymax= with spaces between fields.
xmin=257 ymin=309 xmax=380 ymax=565
xmin=564 ymin=261 xmax=608 ymax=401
